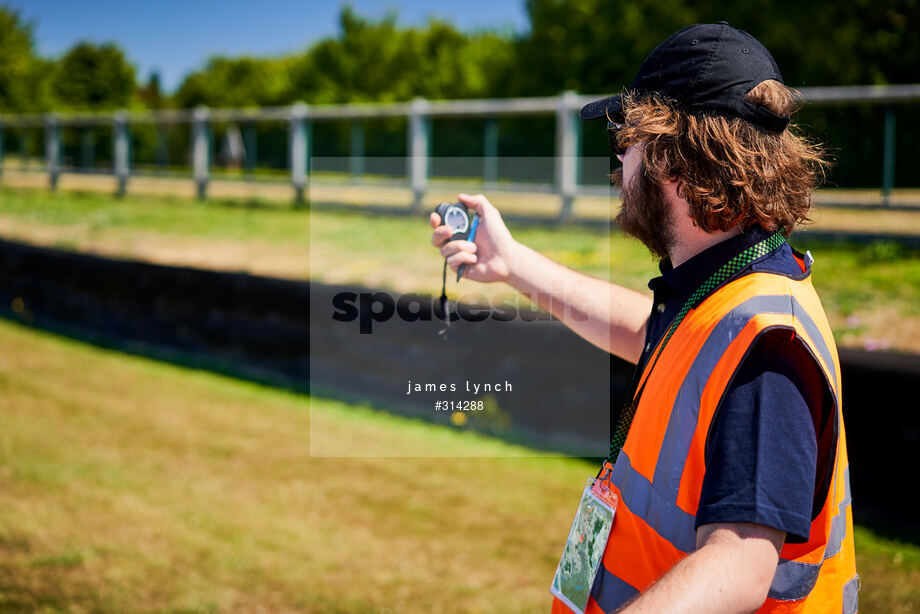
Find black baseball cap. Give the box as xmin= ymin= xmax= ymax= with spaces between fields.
xmin=580 ymin=22 xmax=790 ymax=132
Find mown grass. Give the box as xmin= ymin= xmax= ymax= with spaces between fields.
xmin=0 ymin=318 xmax=918 ymax=612
xmin=1 ymin=186 xmax=920 ymax=352
xmin=0 ymin=186 xmax=307 ymax=243
xmin=799 ymin=238 xmax=920 ymax=351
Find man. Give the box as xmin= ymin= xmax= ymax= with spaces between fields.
xmin=430 ymin=23 xmax=857 ymax=614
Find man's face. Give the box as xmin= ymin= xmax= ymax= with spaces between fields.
xmin=612 ymin=142 xmax=676 ymax=260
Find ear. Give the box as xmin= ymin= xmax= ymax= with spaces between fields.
xmin=659 ymin=176 xmax=683 ymax=206
xmin=672 ymin=180 xmax=697 ymax=226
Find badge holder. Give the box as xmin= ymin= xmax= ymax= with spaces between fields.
xmin=550 ymin=464 xmax=619 ymax=614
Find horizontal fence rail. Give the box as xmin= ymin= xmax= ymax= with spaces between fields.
xmin=1 ymin=84 xmax=918 ymax=214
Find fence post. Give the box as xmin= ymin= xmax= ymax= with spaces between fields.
xmin=408 ymin=97 xmax=430 ymax=212
xmin=484 ymin=117 xmax=498 ymax=187
xmin=882 ymin=105 xmax=896 ymax=206
xmin=290 ymin=101 xmax=309 ymax=205
xmin=114 ymin=111 xmax=129 ymax=197
xmin=45 ymin=114 xmax=60 ymax=191
xmin=555 ymin=91 xmax=579 ymax=221
xmin=350 ymin=119 xmax=364 ymax=180
xmin=193 ymin=106 xmax=210 ymax=200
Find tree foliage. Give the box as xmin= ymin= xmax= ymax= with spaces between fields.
xmin=0 ymin=7 xmax=52 ymax=112
xmin=173 ymin=56 xmax=297 ymax=108
xmin=3 ymin=2 xmax=918 ymax=114
xmin=515 ymin=0 xmax=920 ymax=94
xmin=51 ymin=42 xmax=136 ymax=110
xmin=511 ymin=0 xmax=698 ymax=96
xmin=277 ymin=7 xmax=514 ymax=105
xmin=138 ymin=71 xmax=165 ymax=109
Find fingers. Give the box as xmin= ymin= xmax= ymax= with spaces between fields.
xmin=429 ymin=212 xmax=441 ymax=229
xmin=440 ymin=240 xmax=477 ymax=259
xmin=431 ymin=225 xmax=454 ymax=246
xmin=446 ymin=249 xmax=477 ymax=272
xmin=458 ymin=193 xmax=491 ymax=215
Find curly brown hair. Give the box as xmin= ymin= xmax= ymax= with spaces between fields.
xmin=613 ymin=80 xmax=830 ymax=236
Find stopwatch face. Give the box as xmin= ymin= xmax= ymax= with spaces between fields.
xmin=444 ymin=206 xmax=469 ymax=234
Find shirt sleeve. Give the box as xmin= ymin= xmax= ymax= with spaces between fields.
xmin=695 ymin=330 xmax=830 ymax=543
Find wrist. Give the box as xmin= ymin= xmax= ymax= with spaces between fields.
xmin=504 ymin=239 xmax=530 ymax=288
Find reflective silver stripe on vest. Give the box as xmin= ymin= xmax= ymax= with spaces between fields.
xmin=788 ymin=297 xmax=839 ymax=394
xmin=591 ymin=564 xmax=640 ymax=613
xmin=611 ymin=451 xmax=697 ymax=553
xmin=842 ymin=574 xmax=860 ymax=614
xmin=653 ymin=294 xmax=797 ymax=501
xmin=768 ymin=466 xmax=853 ymax=601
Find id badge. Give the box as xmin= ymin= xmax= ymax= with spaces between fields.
xmin=550 ymin=473 xmax=619 ymax=614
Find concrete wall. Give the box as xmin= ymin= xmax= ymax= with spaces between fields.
xmin=1 ymin=238 xmax=915 ymax=525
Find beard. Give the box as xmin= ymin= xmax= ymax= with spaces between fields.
xmin=611 ymin=162 xmax=676 ymax=261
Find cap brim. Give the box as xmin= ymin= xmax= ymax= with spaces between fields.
xmin=579 ymin=94 xmax=624 ymax=121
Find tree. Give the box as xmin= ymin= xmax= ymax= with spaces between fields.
xmin=514 ymin=0 xmax=920 ymax=95
xmin=138 ymin=71 xmax=165 ymax=109
xmin=52 ymin=41 xmax=136 ymax=110
xmin=0 ymin=6 xmax=52 ymax=112
xmin=286 ymin=7 xmax=515 ymax=104
xmin=677 ymin=0 xmax=920 ymax=87
xmin=173 ymin=56 xmax=296 ymax=109
xmin=511 ymin=0 xmax=699 ymax=96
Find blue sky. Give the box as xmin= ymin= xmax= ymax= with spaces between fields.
xmin=5 ymin=0 xmax=528 ymax=92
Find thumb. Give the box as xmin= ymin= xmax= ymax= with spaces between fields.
xmin=458 ymin=193 xmax=496 ymax=221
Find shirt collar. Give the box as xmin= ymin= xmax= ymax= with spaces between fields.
xmin=648 ymin=225 xmax=773 ymax=301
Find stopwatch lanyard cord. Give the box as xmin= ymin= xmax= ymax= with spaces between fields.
xmin=438 ymin=258 xmax=451 ymax=337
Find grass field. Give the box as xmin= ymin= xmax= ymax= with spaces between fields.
xmin=2 ymin=186 xmax=920 ymax=353
xmin=0 ymin=319 xmax=918 ymax=612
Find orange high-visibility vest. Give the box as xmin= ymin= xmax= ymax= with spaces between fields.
xmin=552 ymin=269 xmax=858 ymax=613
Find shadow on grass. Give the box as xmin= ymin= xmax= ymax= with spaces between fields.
xmin=852 ymin=509 xmax=920 ymax=546
xmin=5 ymin=307 xmax=919 ymax=546
xmin=0 ymin=311 xmax=585 ymax=460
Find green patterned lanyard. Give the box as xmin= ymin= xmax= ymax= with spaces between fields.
xmin=602 ymin=231 xmax=787 ymax=471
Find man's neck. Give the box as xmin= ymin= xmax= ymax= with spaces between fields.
xmin=668 ymin=219 xmax=743 ymax=268
xmin=659 ymin=183 xmax=744 ymax=268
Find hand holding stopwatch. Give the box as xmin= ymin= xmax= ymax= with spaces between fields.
xmin=432 ymin=202 xmax=479 ymax=338
xmin=433 ymin=202 xmax=480 ymax=282
xmin=434 ymin=202 xmax=474 ymax=242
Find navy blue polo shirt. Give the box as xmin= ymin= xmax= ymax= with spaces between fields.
xmin=637 ymin=226 xmax=835 ymax=543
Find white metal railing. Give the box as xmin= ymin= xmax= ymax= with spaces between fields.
xmin=1 ymin=83 xmax=918 ymax=214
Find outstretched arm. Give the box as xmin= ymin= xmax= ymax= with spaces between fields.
xmin=430 ymin=193 xmax=652 ymax=363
